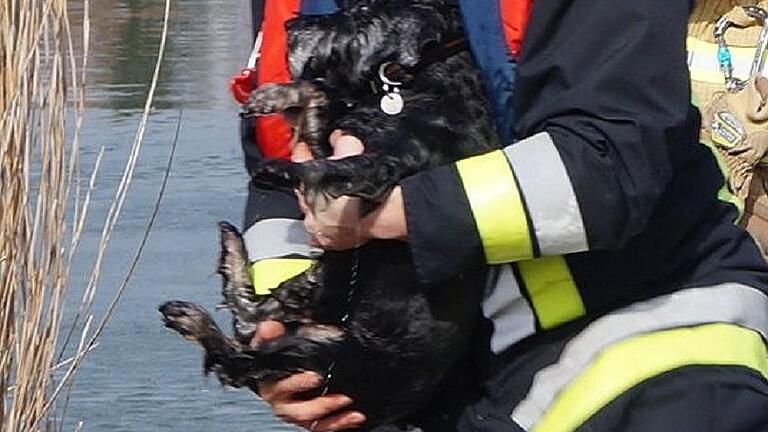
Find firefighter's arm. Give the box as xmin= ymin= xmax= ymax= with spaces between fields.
xmin=401 ymin=0 xmax=699 ymax=285
xmin=240 ymin=115 xmax=316 ymax=294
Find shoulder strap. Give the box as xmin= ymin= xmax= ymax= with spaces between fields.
xmin=458 ymin=0 xmax=533 ymax=144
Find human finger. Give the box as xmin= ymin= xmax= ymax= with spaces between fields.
xmin=301 ymin=210 xmax=322 ymax=247
xmin=328 ymin=131 xmax=364 ymax=159
xmin=292 ymin=141 xmax=314 ymax=162
xmin=312 ymin=230 xmax=361 ymax=251
xmin=307 ymin=410 xmax=367 ymax=431
xmin=329 ymin=129 xmax=344 ymax=143
xmin=259 ymin=371 xmax=322 ymax=402
xmin=272 ymin=394 xmax=354 ymax=424
xmin=250 ymin=320 xmax=286 ymax=348
xmin=296 ymin=191 xmax=312 ymax=215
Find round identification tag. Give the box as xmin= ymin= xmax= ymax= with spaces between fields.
xmin=380 ymin=93 xmax=403 ymax=115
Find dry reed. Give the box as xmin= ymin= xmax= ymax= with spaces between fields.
xmin=0 ymin=0 xmax=172 ymax=430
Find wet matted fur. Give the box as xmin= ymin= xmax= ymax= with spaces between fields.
xmin=160 ymin=0 xmax=498 ymax=430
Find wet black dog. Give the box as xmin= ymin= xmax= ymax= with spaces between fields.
xmin=160 ymin=0 xmax=498 ymax=430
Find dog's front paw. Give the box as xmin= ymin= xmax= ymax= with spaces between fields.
xmin=241 ymin=83 xmax=301 ymax=117
xmin=250 ymin=159 xmax=304 ymax=190
xmin=300 ymin=157 xmax=398 ymax=204
xmin=159 ymin=300 xmax=223 ymax=343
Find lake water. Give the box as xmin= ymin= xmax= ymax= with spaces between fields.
xmin=61 ymin=1 xmax=295 ymax=430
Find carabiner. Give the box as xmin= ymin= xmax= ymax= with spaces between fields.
xmin=714 ymin=15 xmax=745 ymax=91
xmin=742 ymin=5 xmax=768 ymax=77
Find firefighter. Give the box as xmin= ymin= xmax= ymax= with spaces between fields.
xmin=240 ymin=0 xmax=768 ymax=431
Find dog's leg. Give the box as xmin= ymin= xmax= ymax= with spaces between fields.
xmin=158 ymin=300 xmax=243 ymax=378
xmin=218 ymin=220 xmax=329 ymax=344
xmin=251 ymin=149 xmax=427 ymax=207
xmin=218 ymin=324 xmax=345 ymax=390
xmin=218 ymin=221 xmax=274 ymax=345
xmin=298 ymin=150 xmax=428 ymax=204
xmin=242 ymin=81 xmax=330 ymax=157
xmin=159 ymin=300 xmax=344 ymax=393
xmin=249 ymin=158 xmax=305 ymax=191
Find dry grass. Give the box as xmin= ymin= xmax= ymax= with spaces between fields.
xmin=0 ymin=0 xmax=172 ymax=430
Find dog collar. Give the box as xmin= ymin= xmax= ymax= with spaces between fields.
xmin=372 ymin=38 xmax=469 ymax=116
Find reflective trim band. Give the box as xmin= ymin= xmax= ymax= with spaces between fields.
xmin=243 ymin=218 xmax=313 ymax=262
xmin=517 ymin=256 xmax=585 ymax=330
xmin=512 ymin=283 xmax=768 ymax=430
xmin=533 ymin=324 xmax=768 ymax=432
xmin=456 ymin=150 xmax=534 ymax=263
xmin=504 ymin=133 xmax=588 ymax=255
xmin=482 ymin=264 xmax=537 ymax=353
xmin=249 ymin=258 xmax=313 ymax=295
xmin=687 ymin=37 xmax=760 ymax=84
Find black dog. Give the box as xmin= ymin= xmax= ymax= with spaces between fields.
xmin=160 ymin=0 xmax=499 ymax=430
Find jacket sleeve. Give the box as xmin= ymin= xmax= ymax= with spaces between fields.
xmin=402 ymin=0 xmax=701 ymax=285
xmin=241 ymin=119 xmax=314 ymax=295
xmin=240 ymin=0 xmax=318 ymax=295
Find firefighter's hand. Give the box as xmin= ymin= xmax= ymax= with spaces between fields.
xmin=253 ymin=321 xmax=366 ymax=431
xmin=299 ymin=188 xmax=407 ymax=250
xmin=299 ymin=193 xmax=367 ymax=250
xmin=298 ymin=131 xmax=408 ymax=250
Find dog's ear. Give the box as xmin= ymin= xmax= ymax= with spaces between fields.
xmin=393 ymin=0 xmax=459 ymax=67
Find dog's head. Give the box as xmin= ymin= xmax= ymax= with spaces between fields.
xmin=286 ymin=0 xmax=461 ymax=91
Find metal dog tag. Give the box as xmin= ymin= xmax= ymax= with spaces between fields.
xmin=378 ymin=62 xmax=404 ymax=115
xmin=380 ymin=92 xmax=403 ymax=115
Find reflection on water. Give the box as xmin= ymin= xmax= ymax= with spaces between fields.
xmin=69 ymin=0 xmax=252 ymax=110
xmin=63 ymin=1 xmax=295 ymax=430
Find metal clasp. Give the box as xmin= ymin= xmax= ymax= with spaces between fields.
xmin=715 ymin=15 xmax=745 ymax=91
xmin=743 ymin=5 xmax=768 ymax=77
xmin=714 ymin=6 xmax=768 ymax=92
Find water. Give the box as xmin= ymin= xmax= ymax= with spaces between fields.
xmin=60 ymin=1 xmax=295 ymax=430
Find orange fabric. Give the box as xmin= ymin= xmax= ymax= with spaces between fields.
xmin=499 ymin=0 xmax=533 ymax=57
xmin=254 ymin=0 xmax=300 ymax=160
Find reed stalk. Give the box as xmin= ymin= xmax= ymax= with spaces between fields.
xmin=0 ymin=0 xmax=172 ymax=430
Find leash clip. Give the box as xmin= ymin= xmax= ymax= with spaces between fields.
xmin=714 ymin=6 xmax=768 ymax=92
xmin=715 ymin=15 xmax=747 ymax=92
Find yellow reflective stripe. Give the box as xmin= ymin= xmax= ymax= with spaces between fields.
xmin=533 ymin=323 xmax=768 ymax=432
xmin=248 ymin=258 xmax=314 ymax=295
xmin=456 ymin=150 xmax=534 ymax=264
xmin=517 ymin=256 xmax=585 ymax=330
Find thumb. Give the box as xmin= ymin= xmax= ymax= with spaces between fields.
xmin=329 ymin=130 xmax=364 ymax=159
xmin=291 ymin=142 xmax=314 ymax=162
xmin=251 ymin=320 xmax=286 ymax=348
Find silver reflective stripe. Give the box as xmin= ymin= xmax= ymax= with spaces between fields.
xmin=504 ymin=133 xmax=588 ymax=255
xmin=482 ymin=264 xmax=536 ymax=353
xmin=511 ymin=283 xmax=768 ymax=430
xmin=243 ymin=218 xmax=314 ymax=262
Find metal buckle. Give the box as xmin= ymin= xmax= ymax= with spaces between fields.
xmin=714 ymin=6 xmax=768 ymax=92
